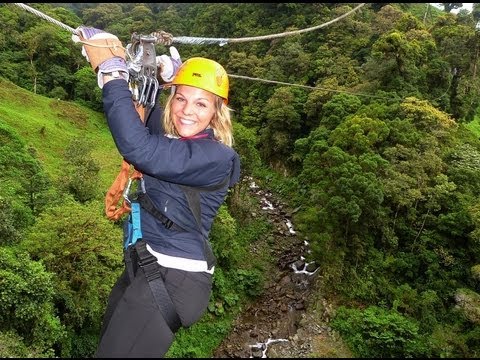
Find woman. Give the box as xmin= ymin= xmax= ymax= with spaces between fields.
xmin=74 ymin=27 xmax=241 ymax=357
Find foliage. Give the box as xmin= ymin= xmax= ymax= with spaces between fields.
xmin=429 ymin=318 xmax=480 ymax=357
xmin=0 ymin=197 xmax=21 ymax=246
xmin=210 ymin=205 xmax=242 ymax=270
xmin=232 ymin=122 xmax=262 ymax=180
xmin=166 ymin=314 xmax=234 ymax=358
xmin=0 ymin=123 xmax=52 ymax=239
xmin=228 ymin=122 xmax=262 ymax=220
xmin=259 ymin=86 xmax=305 ymax=173
xmin=0 ymin=2 xmax=480 ymax=358
xmin=331 ymin=305 xmax=428 ymax=358
xmin=209 ymin=205 xmax=269 ymax=315
xmin=0 ymin=246 xmax=65 ymax=357
xmin=73 ymin=66 xmax=102 ymax=111
xmin=60 ymin=136 xmax=101 ymax=203
xmin=18 ymin=198 xmax=123 ymax=357
xmin=0 ymin=330 xmax=44 ymax=358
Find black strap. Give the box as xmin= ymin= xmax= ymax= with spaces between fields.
xmin=134 ymin=241 xmax=182 ymax=333
xmin=136 ymin=192 xmax=187 ymax=232
xmin=178 ymin=176 xmax=229 ymax=269
xmin=136 ymin=176 xmax=229 ymax=270
xmin=178 ymin=175 xmax=229 ymax=231
xmin=124 ymin=246 xmax=137 ymax=283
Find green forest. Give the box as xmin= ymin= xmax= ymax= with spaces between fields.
xmin=0 ymin=2 xmax=479 ymax=358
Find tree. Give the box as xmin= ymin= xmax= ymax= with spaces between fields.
xmin=0 ymin=197 xmax=21 ymax=246
xmin=331 ymin=306 xmax=427 ymax=358
xmin=320 ymin=93 xmax=362 ymax=130
xmin=73 ymin=66 xmax=102 ymax=110
xmin=367 ymin=17 xmax=437 ymax=96
xmin=329 ymin=114 xmax=390 ymax=155
xmin=0 ymin=125 xmax=51 ymax=221
xmin=0 ymin=246 xmax=65 ymax=356
xmin=232 ymin=122 xmax=261 ymax=180
xmin=431 ymin=15 xmax=480 ymax=121
xmin=81 ymin=3 xmax=125 ymax=33
xmin=19 ymin=198 xmax=123 ymax=357
xmin=259 ymin=86 xmax=305 ymax=173
xmin=61 ymin=137 xmax=101 ymax=203
xmin=21 ymin=146 xmax=52 ymax=216
xmin=473 ymin=3 xmax=480 ymax=24
xmin=441 ymin=3 xmax=463 ymax=13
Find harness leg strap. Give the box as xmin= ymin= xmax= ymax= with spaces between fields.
xmin=134 ymin=241 xmax=182 ymax=333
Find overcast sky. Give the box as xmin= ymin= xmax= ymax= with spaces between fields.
xmin=431 ymin=3 xmax=473 ymax=13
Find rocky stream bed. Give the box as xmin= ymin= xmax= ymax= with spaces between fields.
xmin=212 ymin=180 xmax=353 ymax=358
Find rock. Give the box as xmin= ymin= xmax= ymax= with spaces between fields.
xmin=213 ymin=181 xmax=350 ymax=358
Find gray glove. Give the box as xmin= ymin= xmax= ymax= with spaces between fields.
xmin=156 ymin=46 xmax=182 ymax=82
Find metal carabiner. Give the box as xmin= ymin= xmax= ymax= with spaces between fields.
xmin=122 ymin=178 xmax=134 ymax=205
xmin=138 ymin=74 xmax=148 ymax=106
xmin=125 ymin=32 xmax=159 ymax=108
xmin=123 ymin=177 xmax=146 ymax=205
xmin=147 ymin=79 xmax=159 ymax=108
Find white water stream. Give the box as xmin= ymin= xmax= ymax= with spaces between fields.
xmin=247 ymin=178 xmax=319 ymax=358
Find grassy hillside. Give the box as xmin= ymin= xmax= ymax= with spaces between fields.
xmin=466 ymin=115 xmax=480 ymax=137
xmin=0 ymin=77 xmax=122 ymax=188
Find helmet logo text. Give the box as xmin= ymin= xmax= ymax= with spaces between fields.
xmin=216 ymin=68 xmax=223 ymax=86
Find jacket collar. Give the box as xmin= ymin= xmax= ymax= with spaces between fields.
xmin=180 ymin=128 xmax=215 ymax=141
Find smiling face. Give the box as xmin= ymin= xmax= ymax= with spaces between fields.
xmin=171 ymin=85 xmax=217 ymax=138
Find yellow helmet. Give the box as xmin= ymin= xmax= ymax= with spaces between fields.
xmin=171 ymin=57 xmax=229 ymax=103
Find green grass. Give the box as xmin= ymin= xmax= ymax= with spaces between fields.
xmin=166 ymin=313 xmax=237 ymax=358
xmin=466 ymin=115 xmax=480 ymax=137
xmin=0 ymin=77 xmax=122 ymax=188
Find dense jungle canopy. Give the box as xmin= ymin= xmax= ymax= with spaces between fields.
xmin=0 ymin=3 xmax=479 ymax=358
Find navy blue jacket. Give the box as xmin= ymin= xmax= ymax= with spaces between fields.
xmin=103 ymin=80 xmax=241 ymax=262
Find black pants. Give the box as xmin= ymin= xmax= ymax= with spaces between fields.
xmin=95 ymin=248 xmax=213 ymax=358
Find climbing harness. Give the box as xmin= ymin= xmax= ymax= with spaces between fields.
xmin=122 ymin=172 xmax=231 ymax=271
xmin=124 ymin=229 xmax=182 ymax=333
xmin=123 ymin=216 xmax=182 ymax=332
xmin=123 ymin=206 xmax=182 ymax=333
xmin=120 ymin=172 xmax=228 ymax=332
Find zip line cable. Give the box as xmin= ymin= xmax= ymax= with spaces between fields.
xmin=228 ymin=74 xmax=385 ymax=99
xmin=11 ymin=2 xmax=378 ymax=98
xmin=169 ymin=3 xmax=366 ymax=46
xmin=13 ymin=3 xmax=79 ymax=35
xmin=13 ymin=3 xmax=366 ymax=45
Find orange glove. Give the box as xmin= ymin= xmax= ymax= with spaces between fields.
xmin=72 ymin=26 xmax=128 ymax=88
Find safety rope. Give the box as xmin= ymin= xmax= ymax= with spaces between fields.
xmin=10 ymin=2 xmax=375 ymax=99
xmin=228 ymin=74 xmax=387 ymax=100
xmin=13 ymin=3 xmax=78 ymax=35
xmin=12 ymin=3 xmax=366 ymax=46
xmin=153 ymin=3 xmax=366 ymax=46
xmin=11 ymin=2 xmax=383 ymax=102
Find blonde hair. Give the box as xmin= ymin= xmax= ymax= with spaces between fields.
xmin=162 ymin=89 xmax=234 ymax=147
